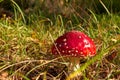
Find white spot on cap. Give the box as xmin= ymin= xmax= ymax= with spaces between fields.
xmin=83 ymin=39 xmax=88 ymax=44
xmin=81 ymin=54 xmax=84 ymax=57
xmin=63 ymin=38 xmax=67 ymax=42
xmin=66 ymin=46 xmax=69 ymax=49
xmin=89 ymin=52 xmax=94 ymax=57
xmin=81 ymin=52 xmax=83 ymax=54
xmin=68 ymin=50 xmax=71 ymax=53
xmin=85 ymin=35 xmax=87 ymax=37
xmin=72 ymin=48 xmax=75 ymax=50
xmin=84 ymin=44 xmax=90 ymax=48
xmin=64 ymin=43 xmax=67 ymax=45
xmin=59 ymin=44 xmax=62 ymax=47
xmin=62 ymin=50 xmax=65 ymax=53
xmin=75 ymin=50 xmax=78 ymax=53
xmin=78 ymin=36 xmax=81 ymax=38
xmin=75 ymin=47 xmax=78 ymax=49
xmin=88 ymin=52 xmax=90 ymax=56
xmin=74 ymin=54 xmax=77 ymax=56
xmin=71 ymin=53 xmax=74 ymax=56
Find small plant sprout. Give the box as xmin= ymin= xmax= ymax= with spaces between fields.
xmin=51 ymin=30 xmax=96 ymax=74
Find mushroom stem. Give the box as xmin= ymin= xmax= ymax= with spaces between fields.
xmin=69 ymin=57 xmax=81 ymax=72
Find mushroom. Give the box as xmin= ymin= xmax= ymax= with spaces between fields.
xmin=51 ymin=30 xmax=96 ymax=73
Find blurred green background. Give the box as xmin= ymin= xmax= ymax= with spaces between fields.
xmin=0 ymin=0 xmax=120 ymax=23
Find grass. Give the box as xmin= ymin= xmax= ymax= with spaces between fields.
xmin=0 ymin=11 xmax=120 ymax=80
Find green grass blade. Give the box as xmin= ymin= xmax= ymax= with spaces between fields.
xmin=11 ymin=0 xmax=26 ymax=23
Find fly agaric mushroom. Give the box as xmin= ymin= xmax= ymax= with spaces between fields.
xmin=51 ymin=30 xmax=96 ymax=71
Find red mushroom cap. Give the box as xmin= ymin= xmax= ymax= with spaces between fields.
xmin=52 ymin=30 xmax=96 ymax=57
